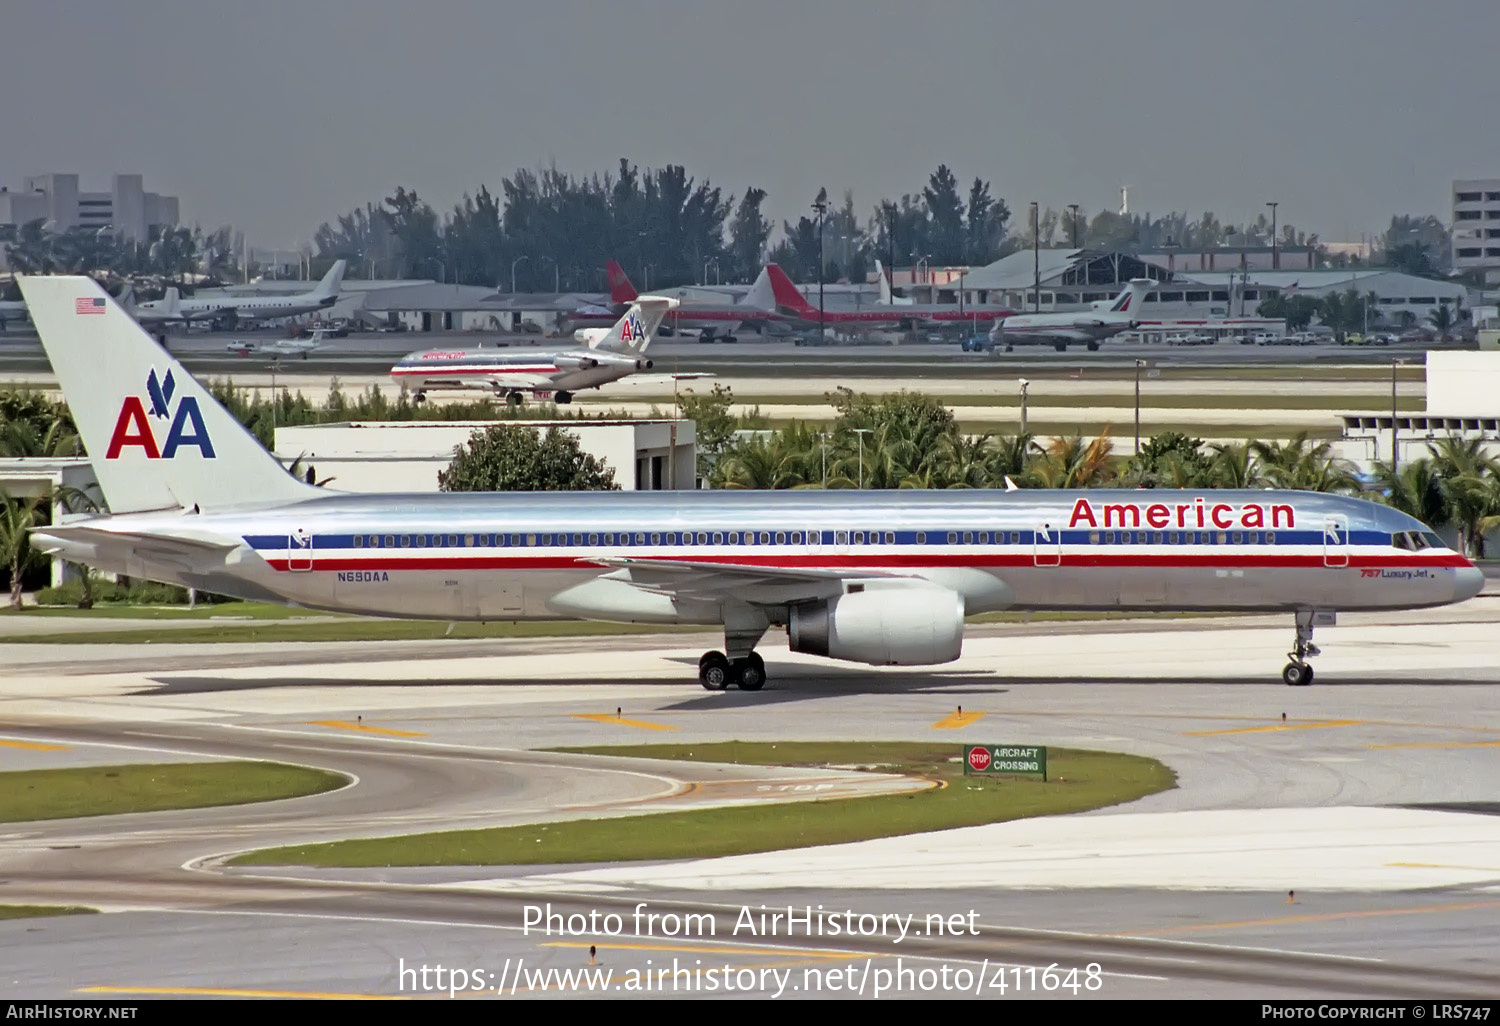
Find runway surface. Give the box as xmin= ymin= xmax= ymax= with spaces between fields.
xmin=2 ymin=599 xmax=1499 ymax=998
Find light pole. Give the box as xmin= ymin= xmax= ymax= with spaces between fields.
xmin=510 ymin=255 xmax=529 ymax=294
xmin=1134 ymin=359 xmax=1146 ymax=455
xmin=852 ymin=428 xmax=871 ymax=489
xmin=1030 ymin=201 xmax=1040 ymax=312
xmin=1390 ymin=358 xmax=1398 ymax=470
xmin=1266 ymin=201 xmax=1279 ymax=270
xmin=1067 ymin=204 xmax=1081 ymax=249
xmin=812 ymin=193 xmax=828 ymax=340
xmin=820 ymin=431 xmax=828 ymax=487
xmin=1018 ymin=378 xmax=1030 ymax=435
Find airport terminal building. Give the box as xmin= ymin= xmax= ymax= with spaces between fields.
xmin=0 ymin=173 xmax=179 ymax=251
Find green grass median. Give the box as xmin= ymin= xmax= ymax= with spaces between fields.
xmin=231 ymin=742 xmax=1173 ymax=868
xmin=0 ymin=762 xmax=348 ymax=823
xmin=0 ymin=905 xmax=96 ymax=920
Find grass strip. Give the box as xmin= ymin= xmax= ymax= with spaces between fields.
xmin=0 ymin=905 xmax=96 ymax=920
xmin=0 ymin=762 xmax=348 ymax=823
xmin=231 ymin=742 xmax=1173 ymax=867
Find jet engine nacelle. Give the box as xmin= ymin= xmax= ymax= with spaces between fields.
xmin=574 ymin=328 xmax=610 ymax=345
xmin=788 ymin=587 xmax=964 ymax=666
xmin=553 ymin=354 xmax=599 ymax=370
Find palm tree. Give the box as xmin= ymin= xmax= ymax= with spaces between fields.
xmin=1428 ymin=435 xmax=1500 ymax=556
xmin=934 ymin=433 xmax=995 ymax=489
xmin=1027 ymin=429 xmax=1116 ymax=488
xmin=1250 ymin=432 xmax=1360 ymax=493
xmin=1370 ymin=457 xmax=1448 ymax=529
xmin=1428 ymin=304 xmax=1455 ymax=341
xmin=0 ymin=488 xmax=45 ymax=609
xmin=1207 ymin=441 xmax=1262 ymax=489
xmin=0 ymin=418 xmax=82 ymax=459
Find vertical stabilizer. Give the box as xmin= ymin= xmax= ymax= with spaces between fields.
xmin=605 ymin=260 xmax=638 ymax=304
xmin=311 ymin=259 xmax=347 ymax=300
xmin=18 ymin=275 xmax=320 ymax=513
xmin=589 ymin=296 xmax=677 ymax=353
xmin=740 ymin=266 xmax=775 ymax=312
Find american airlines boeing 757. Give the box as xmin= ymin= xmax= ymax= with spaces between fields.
xmin=19 ymin=275 xmax=1484 ymax=690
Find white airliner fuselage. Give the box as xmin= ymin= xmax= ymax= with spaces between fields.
xmin=17 ymin=275 xmax=1484 ymax=691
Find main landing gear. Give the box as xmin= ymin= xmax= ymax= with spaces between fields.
xmin=554 ymin=390 xmax=573 ymax=404
xmin=1282 ymin=610 xmax=1321 ymax=686
xmin=698 ymin=650 xmax=766 ymax=691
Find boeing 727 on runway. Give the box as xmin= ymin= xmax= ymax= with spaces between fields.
xmin=19 ymin=274 xmax=1484 ymax=691
xmin=391 ymin=296 xmax=676 ymax=404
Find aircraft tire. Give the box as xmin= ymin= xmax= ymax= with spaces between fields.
xmin=1086 ymin=341 xmax=1099 ymax=351
xmin=506 ymin=391 xmax=523 ymax=406
xmin=733 ymin=653 xmax=766 ymax=691
xmin=554 ymin=391 xmax=573 ymax=404
xmin=699 ymin=651 xmax=731 ymax=691
xmin=1282 ymin=662 xmax=1314 ymax=686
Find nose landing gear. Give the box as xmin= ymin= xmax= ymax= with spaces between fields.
xmin=1282 ymin=610 xmax=1322 ymax=686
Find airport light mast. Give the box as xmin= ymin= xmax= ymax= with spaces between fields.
xmin=1267 ymin=201 xmax=1279 ymax=270
xmin=812 ymin=191 xmax=828 ymax=341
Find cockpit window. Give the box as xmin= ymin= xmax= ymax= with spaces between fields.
xmin=1422 ymin=532 xmax=1444 ymax=549
xmin=1392 ymin=532 xmax=1412 ymax=550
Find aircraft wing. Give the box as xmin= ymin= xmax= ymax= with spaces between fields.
xmin=585 ymin=556 xmax=909 ymax=604
xmin=30 ymin=523 xmax=244 ymax=574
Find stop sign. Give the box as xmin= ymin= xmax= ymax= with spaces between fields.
xmin=967 ymin=746 xmax=991 ymax=771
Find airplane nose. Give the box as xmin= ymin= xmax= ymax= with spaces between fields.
xmin=1454 ymin=564 xmax=1486 ymax=602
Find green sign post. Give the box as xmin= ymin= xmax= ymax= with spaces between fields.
xmin=964 ymin=745 xmax=1047 ymax=780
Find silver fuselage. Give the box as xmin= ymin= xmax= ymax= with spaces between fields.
xmin=391 ymin=346 xmax=649 ymax=396
xmin=36 ymin=489 xmax=1481 ymax=624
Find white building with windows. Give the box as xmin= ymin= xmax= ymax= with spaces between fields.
xmin=1453 ymin=178 xmax=1500 ymax=284
xmin=274 ymin=419 xmax=697 ymax=493
xmin=0 ymin=173 xmax=178 ymax=247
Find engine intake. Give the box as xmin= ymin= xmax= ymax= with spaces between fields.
xmin=789 ymin=587 xmax=964 ymax=666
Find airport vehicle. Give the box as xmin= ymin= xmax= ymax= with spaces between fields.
xmin=19 ymin=274 xmax=1484 ymax=691
xmin=985 ymin=279 xmax=1152 ymax=352
xmin=391 ymin=295 xmax=675 ymax=404
xmin=564 ymin=261 xmax=780 ymax=343
xmin=767 ymin=264 xmax=1009 ymax=333
xmin=134 ymin=260 xmax=347 ymax=329
xmin=225 ymin=327 xmax=337 ymax=359
xmin=960 ymin=335 xmax=992 ymax=352
xmin=0 ymin=299 xmax=26 ymax=329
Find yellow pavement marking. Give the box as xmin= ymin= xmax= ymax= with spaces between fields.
xmin=79 ymin=985 xmax=397 ymax=1000
xmin=1386 ymin=862 xmax=1500 ymax=872
xmin=570 ymin=713 xmax=678 ymax=732
xmin=0 ymin=738 xmax=70 ymax=751
xmin=308 ymin=720 xmax=426 ymax=737
xmin=931 ymin=711 xmax=987 ymax=729
xmin=1119 ymin=898 xmax=1500 ymax=936
xmin=1366 ymin=740 xmax=1500 ymax=750
xmin=544 ymin=940 xmax=861 ymax=960
xmin=1183 ymin=719 xmax=1363 ymax=736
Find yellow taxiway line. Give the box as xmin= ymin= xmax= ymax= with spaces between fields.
xmin=79 ymin=985 xmax=397 ymax=1000
xmin=1120 ymin=897 xmax=1500 ymax=936
xmin=1366 ymin=740 xmax=1500 ymax=750
xmin=1183 ymin=719 xmax=1363 ymax=736
xmin=931 ymin=711 xmax=987 ymax=729
xmin=308 ymin=720 xmax=426 ymax=737
xmin=571 ymin=713 xmax=678 ymax=731
xmin=0 ymin=738 xmax=70 ymax=751
xmin=543 ymin=939 xmax=863 ymax=960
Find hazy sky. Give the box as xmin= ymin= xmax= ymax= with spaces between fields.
xmin=4 ymin=0 xmax=1497 ymax=255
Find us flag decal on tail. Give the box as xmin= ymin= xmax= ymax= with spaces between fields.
xmin=75 ymin=296 xmax=105 ymax=315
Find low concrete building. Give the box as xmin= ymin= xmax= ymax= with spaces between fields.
xmin=1337 ymin=351 xmax=1500 ymax=467
xmin=274 ymin=418 xmax=697 ymax=493
xmin=0 ymin=457 xmax=99 ymax=587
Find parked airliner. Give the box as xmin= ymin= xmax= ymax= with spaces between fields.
xmin=19 ymin=275 xmax=1483 ymax=690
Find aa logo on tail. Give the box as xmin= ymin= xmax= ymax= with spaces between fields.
xmin=619 ymin=313 xmax=646 ymax=343
xmin=105 ymin=369 xmax=216 ymax=459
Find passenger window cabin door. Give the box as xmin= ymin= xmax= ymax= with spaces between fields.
xmin=1323 ymin=515 xmax=1349 ymax=568
xmin=288 ymin=528 xmax=313 ymax=572
xmin=1033 ymin=522 xmax=1061 ymax=567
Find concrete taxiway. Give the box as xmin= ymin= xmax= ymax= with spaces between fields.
xmin=1 ymin=599 xmax=1499 ymax=998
